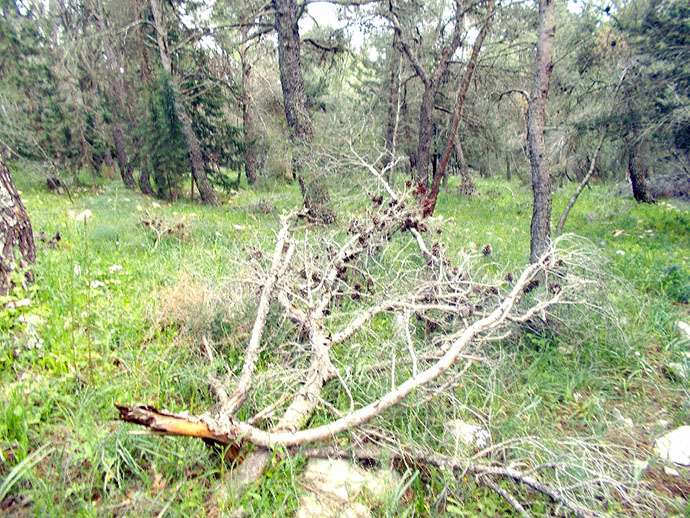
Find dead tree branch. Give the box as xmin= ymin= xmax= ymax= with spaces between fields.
xmin=117 ymin=155 xmax=600 ymax=512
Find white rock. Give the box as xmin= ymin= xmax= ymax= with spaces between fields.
xmin=444 ymin=419 xmax=491 ymax=455
xmin=296 ymin=494 xmax=370 ymax=518
xmin=677 ymin=321 xmax=690 ymax=340
xmin=296 ymin=459 xmax=400 ymax=518
xmin=664 ymin=466 xmax=680 ymax=477
xmin=654 ymin=426 xmax=690 ymax=465
xmin=612 ymin=408 xmax=634 ymax=427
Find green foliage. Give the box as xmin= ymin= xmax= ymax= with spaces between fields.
xmin=0 ymin=3 xmax=67 ymax=163
xmin=139 ymin=70 xmax=189 ymax=198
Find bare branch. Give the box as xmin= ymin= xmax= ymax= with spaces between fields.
xmin=221 ymin=215 xmax=295 ymax=415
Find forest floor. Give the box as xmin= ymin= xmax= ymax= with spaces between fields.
xmin=1 ymin=168 xmax=689 ymax=517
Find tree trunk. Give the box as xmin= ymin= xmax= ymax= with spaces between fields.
xmin=111 ymin=123 xmax=137 ymax=189
xmin=388 ymin=2 xmax=464 ymax=194
xmin=0 ymin=156 xmax=35 ymax=295
xmin=424 ymin=5 xmax=493 ymax=214
xmin=139 ymin=155 xmax=155 ymax=196
xmin=274 ymin=0 xmax=334 ymax=223
xmin=628 ymin=142 xmax=655 ymax=203
xmin=384 ymin=35 xmax=401 ymax=169
xmin=149 ymin=0 xmax=218 ymax=206
xmin=527 ymin=0 xmax=556 ymax=264
xmin=240 ymin=28 xmax=257 ymax=185
xmin=456 ymin=140 xmax=474 ymax=195
xmin=91 ymin=0 xmax=145 ymax=192
xmin=416 ymin=84 xmax=438 ymax=190
xmin=506 ymin=152 xmax=512 ymax=181
xmin=274 ymin=0 xmax=312 ymax=143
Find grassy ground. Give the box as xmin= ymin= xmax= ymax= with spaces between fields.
xmin=1 ymin=169 xmax=688 ymax=517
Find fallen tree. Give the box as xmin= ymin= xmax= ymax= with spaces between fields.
xmin=117 ymin=160 xmax=656 ymax=516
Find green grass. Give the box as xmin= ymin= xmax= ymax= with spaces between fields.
xmin=1 ymin=169 xmax=688 ymax=516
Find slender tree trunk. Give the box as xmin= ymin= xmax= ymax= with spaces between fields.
xmin=456 ymin=140 xmax=474 ymax=194
xmin=274 ymin=0 xmax=334 ymax=223
xmin=0 ymin=156 xmax=35 ymax=295
xmin=388 ymin=2 xmax=464 ymax=194
xmin=424 ymin=4 xmax=494 ymax=215
xmin=240 ymin=28 xmax=257 ymax=185
xmin=506 ymin=152 xmax=512 ymax=181
xmin=91 ymin=0 xmax=145 ymax=192
xmin=556 ymin=68 xmax=629 ymax=234
xmin=416 ymin=83 xmax=438 ymax=190
xmin=384 ymin=35 xmax=401 ymax=170
xmin=527 ymin=0 xmax=556 ymax=263
xmin=149 ymin=0 xmax=218 ymax=206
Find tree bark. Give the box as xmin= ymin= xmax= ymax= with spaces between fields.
xmin=139 ymin=155 xmax=155 ymax=196
xmin=111 ymin=123 xmax=137 ymax=189
xmin=274 ymin=0 xmax=312 ymax=144
xmin=384 ymin=35 xmax=401 ymax=171
xmin=527 ymin=0 xmax=556 ymax=263
xmin=274 ymin=0 xmax=334 ymax=223
xmin=628 ymin=142 xmax=655 ymax=203
xmin=149 ymin=0 xmax=218 ymax=206
xmin=240 ymin=28 xmax=257 ymax=185
xmin=0 ymin=156 xmax=35 ymax=295
xmin=416 ymin=84 xmax=438 ymax=190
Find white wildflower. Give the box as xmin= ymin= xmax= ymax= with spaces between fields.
xmin=7 ymin=298 xmax=31 ymax=308
xmin=89 ymin=280 xmax=105 ymax=289
xmin=108 ymin=264 xmax=123 ymax=274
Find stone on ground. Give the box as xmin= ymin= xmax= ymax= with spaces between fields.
xmin=295 ymin=458 xmax=400 ymax=518
xmin=654 ymin=426 xmax=690 ymax=465
xmin=444 ymin=419 xmax=491 ymax=455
